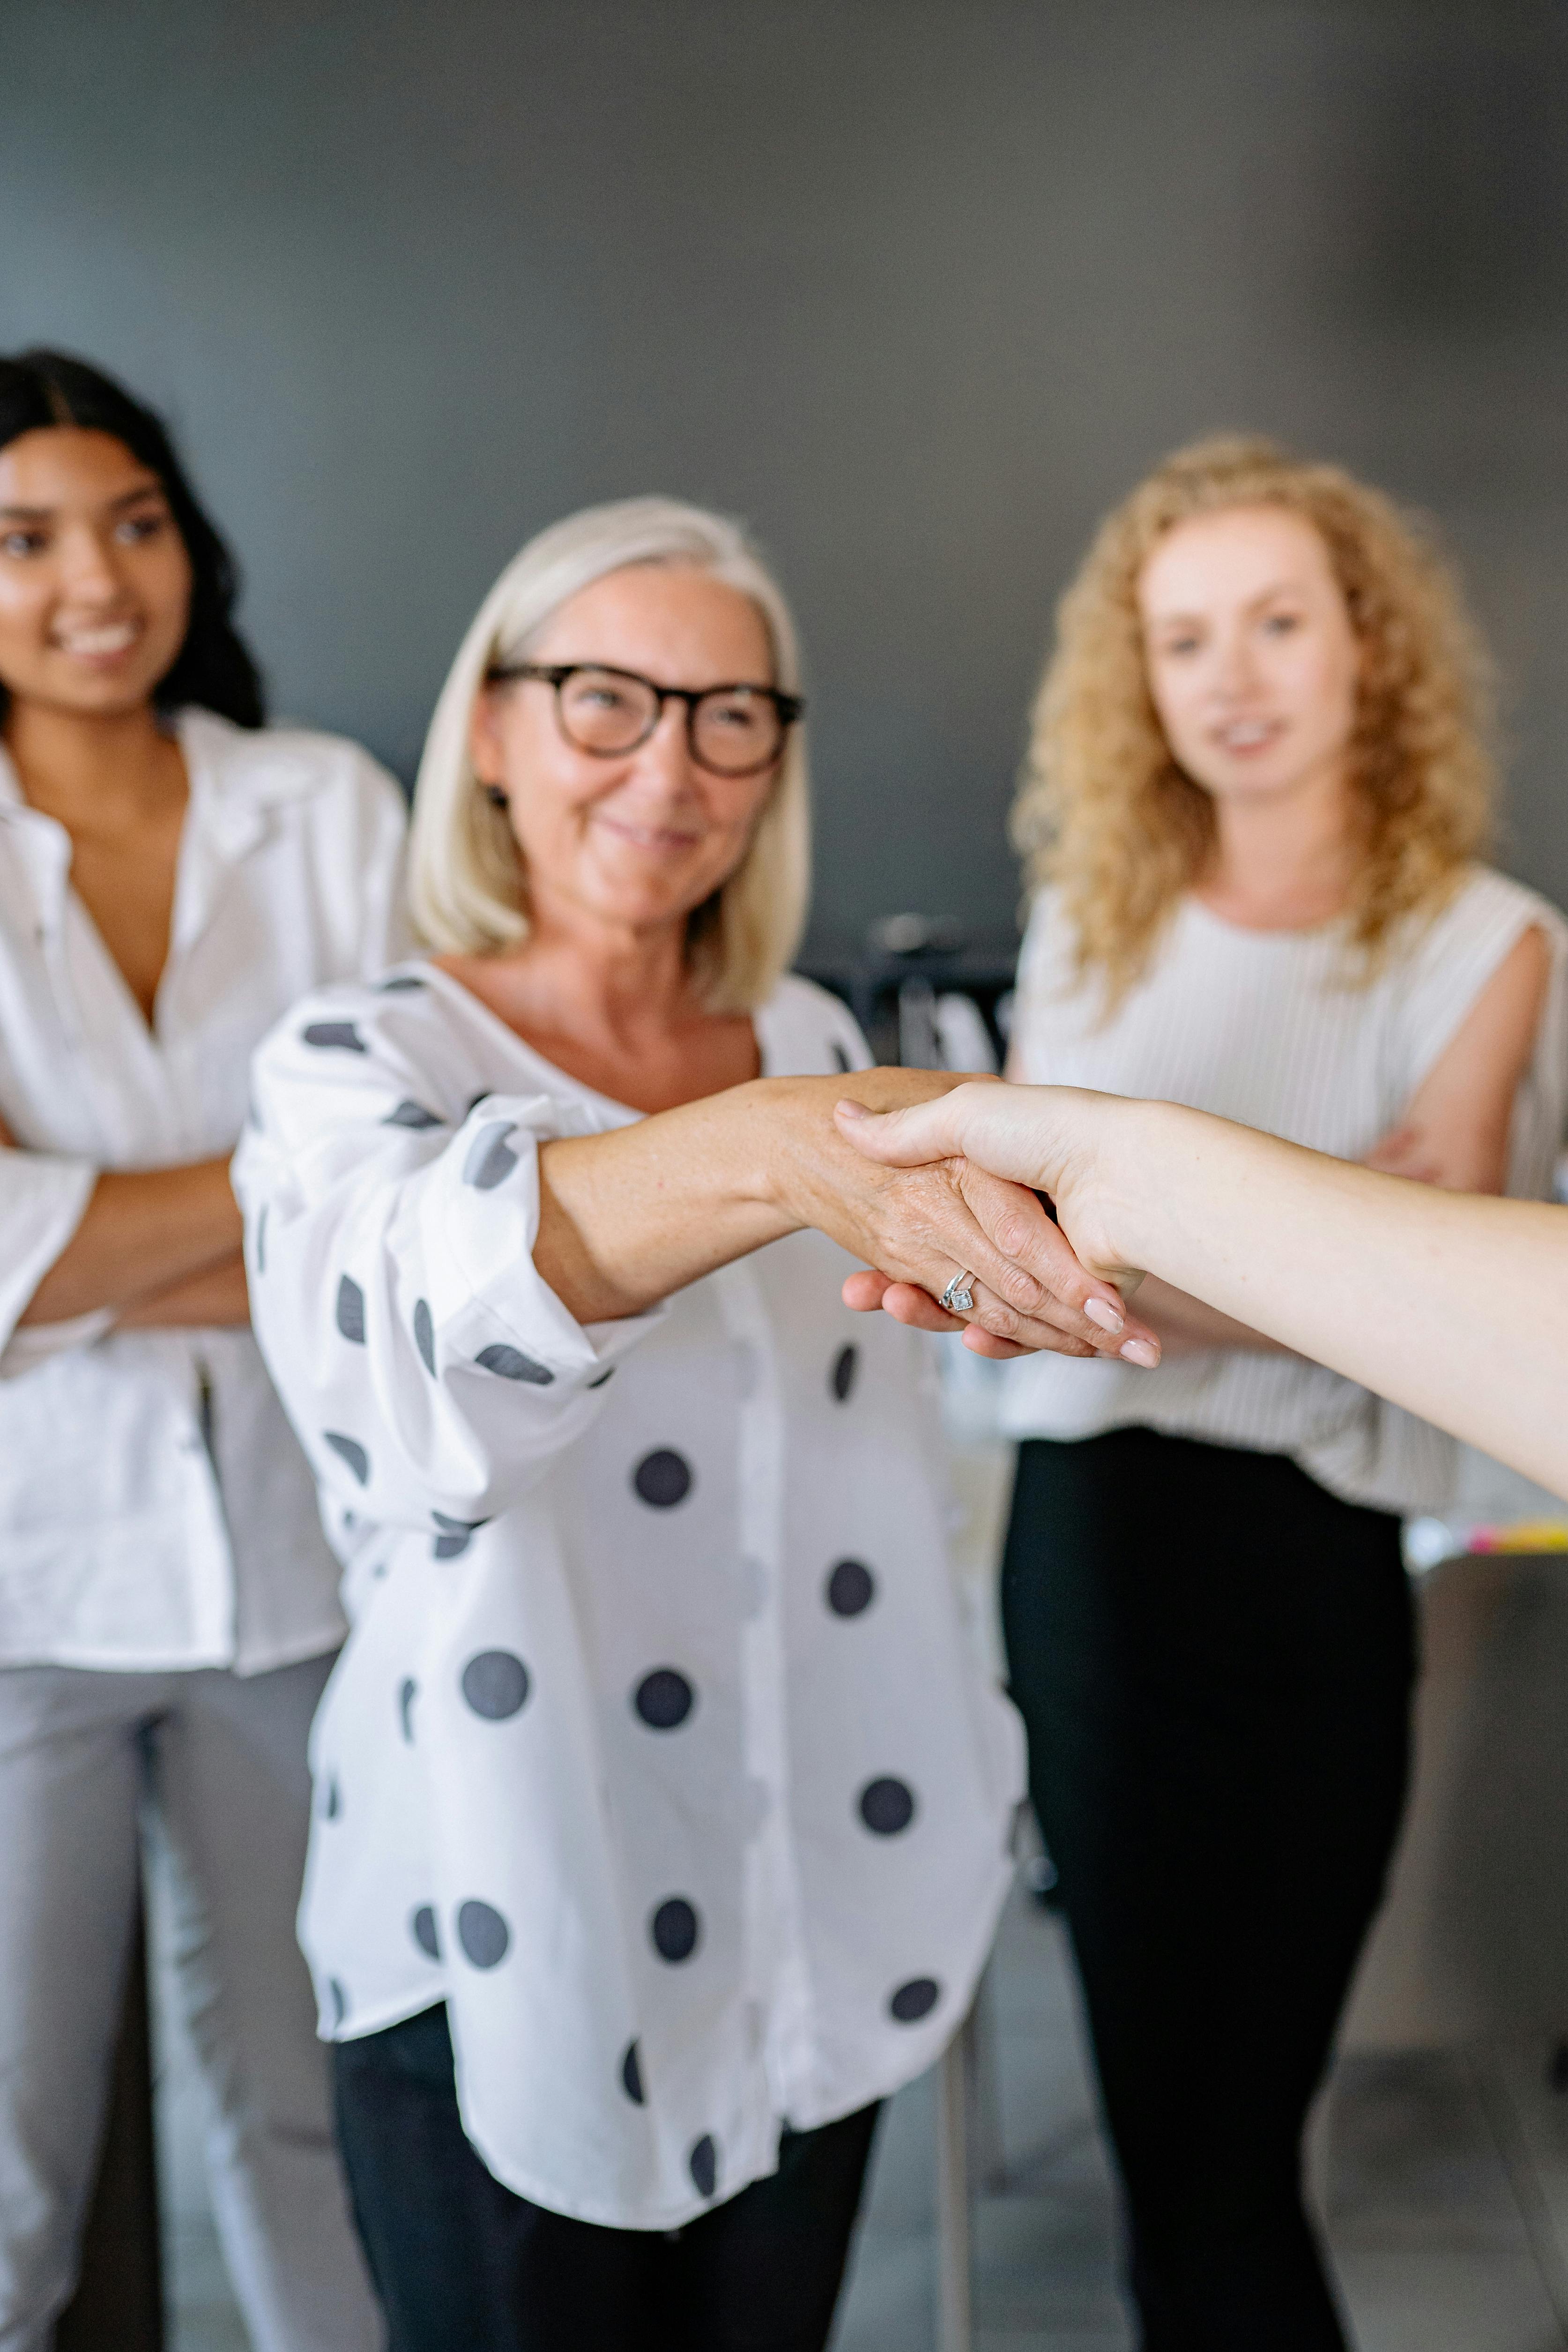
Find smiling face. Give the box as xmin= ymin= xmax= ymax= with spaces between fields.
xmin=0 ymin=426 xmax=193 ymax=722
xmin=471 ymin=562 xmax=781 ymax=940
xmin=1137 ymin=503 xmax=1360 ymax=815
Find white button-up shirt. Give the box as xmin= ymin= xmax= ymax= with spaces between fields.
xmin=0 ymin=707 xmax=408 ymax=1674
xmin=234 ymin=967 xmax=1024 ymax=2229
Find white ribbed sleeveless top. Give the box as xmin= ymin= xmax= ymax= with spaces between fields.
xmin=1001 ymin=867 xmax=1568 ymax=1512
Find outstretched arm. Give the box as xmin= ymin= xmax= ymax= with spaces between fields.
xmin=537 ymin=1068 xmax=1159 ymax=1363
xmin=836 ymin=1084 xmax=1568 ymax=1499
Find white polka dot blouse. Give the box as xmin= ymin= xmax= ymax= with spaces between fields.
xmin=234 ymin=967 xmax=1025 ymax=2230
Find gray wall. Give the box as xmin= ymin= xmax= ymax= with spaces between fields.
xmin=6 ymin=0 xmax=1568 ymax=953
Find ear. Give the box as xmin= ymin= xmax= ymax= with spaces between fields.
xmin=468 ymin=687 xmax=505 ymax=788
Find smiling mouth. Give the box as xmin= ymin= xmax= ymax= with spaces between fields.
xmin=596 ymin=813 xmax=704 ymax=852
xmin=1212 ymin=718 xmax=1282 ymax=752
xmin=52 ymin=620 xmax=142 ymax=660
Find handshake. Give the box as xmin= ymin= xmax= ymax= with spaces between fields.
xmin=763 ymin=1066 xmax=1165 ymax=1369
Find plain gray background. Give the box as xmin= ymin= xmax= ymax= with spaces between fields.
xmin=5 ymin=0 xmax=1568 ymax=954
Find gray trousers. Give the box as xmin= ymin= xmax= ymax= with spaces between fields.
xmin=0 ymin=1653 xmax=382 ymax=2352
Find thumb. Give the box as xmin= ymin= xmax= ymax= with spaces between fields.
xmin=833 ymin=1094 xmax=966 ymax=1167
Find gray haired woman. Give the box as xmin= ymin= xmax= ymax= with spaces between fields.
xmin=235 ymin=497 xmax=1155 ymax=2352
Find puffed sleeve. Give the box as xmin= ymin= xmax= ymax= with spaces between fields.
xmin=232 ymin=985 xmax=664 ymax=1542
xmin=0 ymin=1148 xmax=103 ymax=1374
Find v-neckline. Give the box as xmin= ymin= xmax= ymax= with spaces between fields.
xmin=416 ymin=959 xmax=769 ymax=1123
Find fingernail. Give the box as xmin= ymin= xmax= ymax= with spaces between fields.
xmin=834 ymin=1098 xmax=867 ymax=1120
xmin=1083 ymin=1298 xmax=1123 ymax=1335
xmin=1119 ymin=1338 xmax=1160 ymax=1369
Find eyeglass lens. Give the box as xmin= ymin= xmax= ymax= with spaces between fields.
xmin=557 ymin=669 xmax=784 ymax=774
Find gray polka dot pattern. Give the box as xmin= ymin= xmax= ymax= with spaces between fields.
xmin=302 ymin=1020 xmax=366 ymax=1052
xmin=831 ymin=1344 xmax=858 ymax=1402
xmin=463 ymin=1121 xmax=519 ymax=1190
xmin=474 ymin=1343 xmax=554 ymax=1385
xmin=412 ymin=1905 xmax=440 ymax=1959
xmin=432 ymin=1510 xmax=487 ymax=1562
xmin=413 ymin=1299 xmax=436 ymax=1375
xmin=826 ymin=1559 xmax=875 ymax=1616
xmin=335 ymin=1275 xmax=366 ymax=1344
xmin=398 ymin=1677 xmax=417 ymax=1742
xmin=620 ymin=2040 xmax=645 ymax=2105
xmin=889 ymin=1977 xmax=940 ymax=2023
xmin=378 ymin=974 xmax=428 ymax=992
xmin=633 ymin=1450 xmax=692 ymax=1508
xmin=859 ymin=1778 xmax=916 ymax=1836
xmin=633 ymin=1669 xmax=694 ymax=1730
xmin=587 ymin=1366 xmax=615 ymax=1389
xmin=383 ymin=1099 xmax=444 ymax=1129
xmin=461 ymin=1650 xmax=530 ymax=1720
xmin=650 ymin=1898 xmax=699 ymax=1963
xmin=324 ymin=1432 xmax=370 ymax=1485
xmin=253 ymin=1204 xmax=267 ymax=1275
xmin=688 ymin=2135 xmax=718 ymax=2198
xmin=321 ymin=1774 xmax=342 ymax=1820
xmin=458 ymin=1899 xmax=511 ymax=1969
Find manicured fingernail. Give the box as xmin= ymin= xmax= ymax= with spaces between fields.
xmin=1119 ymin=1338 xmax=1160 ymax=1368
xmin=834 ymin=1098 xmax=867 ymax=1120
xmin=1083 ymin=1298 xmax=1123 ymax=1334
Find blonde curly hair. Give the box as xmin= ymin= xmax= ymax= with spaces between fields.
xmin=1011 ymin=434 xmax=1497 ymax=1006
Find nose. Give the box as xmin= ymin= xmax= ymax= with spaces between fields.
xmin=628 ymin=696 xmax=701 ymax=794
xmin=1209 ymin=620 xmax=1260 ymax=702
xmin=57 ymin=522 xmax=127 ymax=608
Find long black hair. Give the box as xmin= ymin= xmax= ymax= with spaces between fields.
xmin=0 ymin=349 xmax=265 ymax=728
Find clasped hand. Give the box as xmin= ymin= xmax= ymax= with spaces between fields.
xmin=796 ymin=1073 xmax=1157 ymax=1367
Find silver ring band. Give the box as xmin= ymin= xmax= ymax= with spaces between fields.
xmin=939 ymin=1271 xmax=976 ymax=1315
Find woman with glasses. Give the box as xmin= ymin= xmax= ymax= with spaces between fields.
xmin=235 ymin=496 xmax=1152 ymax=2352
xmin=0 ymin=350 xmax=401 ymax=2352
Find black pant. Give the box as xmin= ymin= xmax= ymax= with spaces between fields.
xmin=333 ymin=2002 xmax=880 ymax=2352
xmin=1002 ymin=1429 xmax=1415 ymax=2352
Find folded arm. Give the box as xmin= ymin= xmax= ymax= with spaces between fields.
xmin=18 ymin=1159 xmax=245 ymax=1326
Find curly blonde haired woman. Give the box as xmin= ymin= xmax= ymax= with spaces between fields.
xmin=996 ymin=437 xmax=1568 ymax=2351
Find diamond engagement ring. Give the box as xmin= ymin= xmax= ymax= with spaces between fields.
xmin=939 ymin=1272 xmax=976 ymax=1314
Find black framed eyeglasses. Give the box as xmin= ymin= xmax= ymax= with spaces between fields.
xmin=486 ymin=661 xmax=803 ymax=778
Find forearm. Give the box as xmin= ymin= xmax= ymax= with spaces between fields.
xmin=536 ymin=1067 xmax=1145 ymax=1359
xmin=1102 ymin=1099 xmax=1568 ymax=1488
xmin=1131 ymin=1270 xmax=1289 ymax=1357
xmin=19 ymin=1159 xmax=244 ymax=1325
xmin=114 ymin=1251 xmax=251 ymax=1330
xmin=535 ymin=1079 xmax=798 ymax=1322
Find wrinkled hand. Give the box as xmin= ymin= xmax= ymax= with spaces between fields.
xmin=831 ymin=1081 xmax=1159 ymax=1364
xmin=788 ymin=1073 xmax=1158 ymax=1363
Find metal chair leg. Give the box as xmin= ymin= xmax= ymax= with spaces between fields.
xmin=935 ymin=2025 xmax=973 ymax=2352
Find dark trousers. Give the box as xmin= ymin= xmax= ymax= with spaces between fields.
xmin=333 ymin=2002 xmax=880 ymax=2352
xmin=1002 ymin=1428 xmax=1415 ymax=2352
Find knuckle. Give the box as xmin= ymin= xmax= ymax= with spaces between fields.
xmin=977 ymin=1298 xmax=1021 ymax=1342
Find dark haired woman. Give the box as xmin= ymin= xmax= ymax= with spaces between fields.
xmin=0 ymin=350 xmax=402 ymax=2351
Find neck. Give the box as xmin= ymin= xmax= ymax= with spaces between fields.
xmin=1200 ymin=765 xmax=1354 ymax=931
xmin=505 ymin=893 xmax=701 ymax=1040
xmin=3 ymin=699 xmax=181 ymax=825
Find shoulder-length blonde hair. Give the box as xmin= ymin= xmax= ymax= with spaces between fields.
xmin=1012 ymin=434 xmax=1497 ymax=1005
xmin=409 ymin=496 xmax=811 ymax=1013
